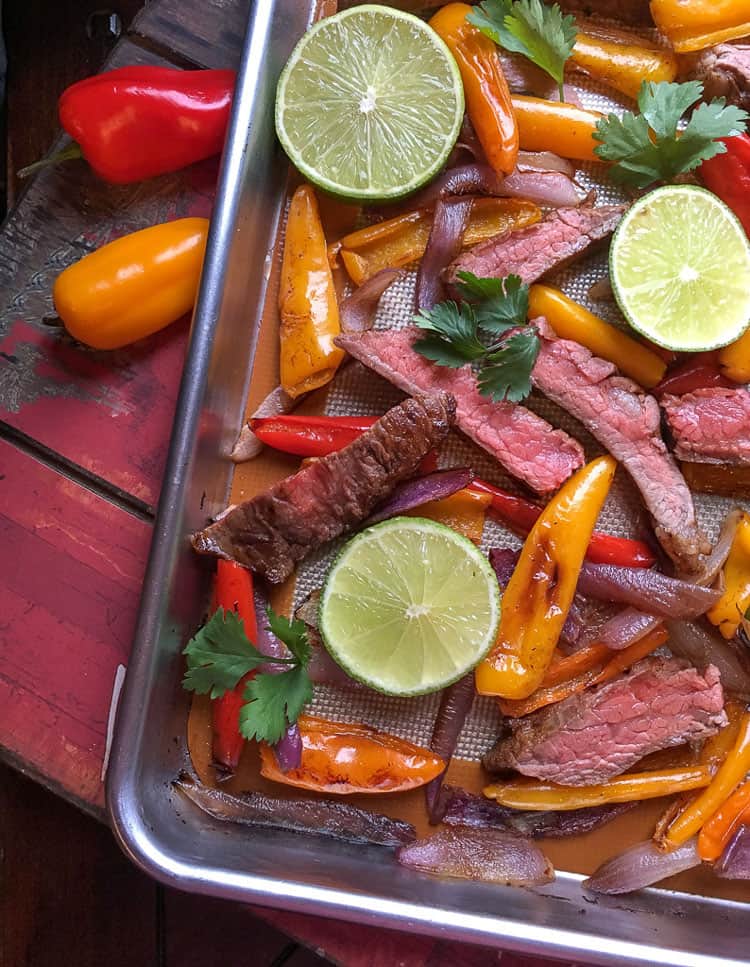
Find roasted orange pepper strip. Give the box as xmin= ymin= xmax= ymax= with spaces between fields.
xmin=279 ymin=185 xmax=344 ymax=399
xmin=664 ymin=711 xmax=750 ymax=849
xmin=259 ymin=714 xmax=444 ymax=794
xmin=511 ymin=95 xmax=602 ymax=162
xmin=410 ymin=487 xmax=492 ymax=545
xmin=528 ymin=285 xmax=667 ymax=388
xmin=571 ymin=31 xmax=677 ymax=100
xmin=698 ymin=780 xmax=750 ymax=861
xmin=336 ymin=198 xmax=540 ymax=285
xmin=650 ymin=0 xmax=750 ymax=53
xmin=429 ymin=3 xmax=518 ymax=176
xmin=53 ymin=217 xmax=208 ymax=350
xmin=720 ymin=330 xmax=750 ymax=383
xmin=484 ymin=765 xmax=713 ymax=811
xmin=707 ymin=512 xmax=750 ymax=640
xmin=476 ymin=456 xmax=616 ymax=701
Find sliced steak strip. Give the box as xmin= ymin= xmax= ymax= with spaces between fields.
xmin=192 ymin=394 xmax=455 ymax=583
xmin=662 ymin=388 xmax=750 ymax=465
xmin=336 ymin=327 xmax=584 ymax=494
xmin=531 ymin=319 xmax=709 ymax=574
xmin=446 ymin=204 xmax=625 ymax=289
xmin=683 ymin=43 xmax=750 ymax=113
xmin=483 ymin=657 xmax=727 ymax=786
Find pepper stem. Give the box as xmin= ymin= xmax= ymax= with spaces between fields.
xmin=558 ymin=80 xmax=565 ymax=102
xmin=17 ymin=143 xmax=83 ymax=179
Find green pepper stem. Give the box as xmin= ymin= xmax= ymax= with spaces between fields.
xmin=17 ymin=142 xmax=84 ymax=179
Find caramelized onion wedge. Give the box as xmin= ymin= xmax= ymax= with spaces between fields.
xmin=424 ymin=674 xmax=476 ymax=823
xmin=416 ymin=196 xmax=473 ymax=310
xmin=340 ymin=268 xmax=401 ymax=333
xmin=231 ymin=385 xmax=305 ymax=463
xmin=174 ymin=775 xmax=415 ymax=847
xmin=367 ymin=468 xmax=473 ymax=526
xmin=716 ymin=825 xmax=750 ymax=879
xmin=398 ymin=827 xmax=554 ymax=885
xmin=584 ymin=838 xmax=701 ymax=895
xmin=577 ymin=562 xmax=721 ymax=619
xmin=666 ymin=620 xmax=750 ymax=697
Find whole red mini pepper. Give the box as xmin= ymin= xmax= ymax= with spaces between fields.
xmin=211 ymin=560 xmax=258 ymax=774
xmin=22 ymin=66 xmax=235 ymax=184
xmin=653 ymin=352 xmax=737 ymax=397
xmin=701 ymin=135 xmax=750 ymax=237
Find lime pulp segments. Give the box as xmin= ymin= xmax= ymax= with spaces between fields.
xmin=275 ymin=5 xmax=464 ymax=202
xmin=318 ymin=517 xmax=501 ymax=697
xmin=610 ymin=185 xmax=750 ymax=352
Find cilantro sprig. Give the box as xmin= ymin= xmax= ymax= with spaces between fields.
xmin=182 ymin=607 xmax=312 ymax=744
xmin=467 ymin=0 xmax=576 ymax=101
xmin=594 ymin=81 xmax=749 ymax=188
xmin=413 ymin=271 xmax=539 ymax=403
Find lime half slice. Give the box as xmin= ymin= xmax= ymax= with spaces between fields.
xmin=610 ymin=185 xmax=750 ymax=352
xmin=318 ymin=517 xmax=501 ymax=696
xmin=275 ymin=5 xmax=464 ymax=202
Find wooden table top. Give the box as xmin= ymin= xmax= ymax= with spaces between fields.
xmin=0 ymin=2 xmax=571 ymax=964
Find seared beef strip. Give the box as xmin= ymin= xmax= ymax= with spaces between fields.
xmin=446 ymin=205 xmax=625 ymax=289
xmin=531 ymin=319 xmax=709 ymax=574
xmin=662 ymin=388 xmax=750 ymax=465
xmin=192 ymin=394 xmax=455 ymax=583
xmin=557 ymin=0 xmax=652 ymax=26
xmin=483 ymin=657 xmax=727 ymax=786
xmin=683 ymin=43 xmax=750 ymax=113
xmin=335 ymin=327 xmax=584 ymax=494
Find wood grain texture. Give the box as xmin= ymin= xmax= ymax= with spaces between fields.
xmin=0 ymin=439 xmax=152 ymax=809
xmin=132 ymin=0 xmax=248 ymax=70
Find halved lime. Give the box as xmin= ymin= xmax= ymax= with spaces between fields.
xmin=275 ymin=5 xmax=464 ymax=202
xmin=610 ymin=185 xmax=750 ymax=352
xmin=318 ymin=517 xmax=501 ymax=696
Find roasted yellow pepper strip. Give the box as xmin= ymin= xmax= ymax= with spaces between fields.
xmin=511 ymin=95 xmax=602 ymax=162
xmin=484 ymin=765 xmax=713 ymax=811
xmin=719 ymin=330 xmax=750 ymax=383
xmin=410 ymin=488 xmax=492 ymax=545
xmin=429 ymin=3 xmax=519 ymax=176
xmin=707 ymin=513 xmax=750 ymax=640
xmin=53 ymin=217 xmax=208 ymax=350
xmin=336 ymin=198 xmax=541 ymax=285
xmin=528 ymin=285 xmax=667 ymax=388
xmin=475 ymin=456 xmax=616 ymax=700
xmin=664 ymin=711 xmax=750 ymax=849
xmin=571 ymin=31 xmax=677 ymax=101
xmin=651 ymin=0 xmax=750 ymax=54
xmin=279 ymin=185 xmax=344 ymax=399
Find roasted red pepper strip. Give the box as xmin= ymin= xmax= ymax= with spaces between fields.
xmin=653 ymin=352 xmax=736 ymax=397
xmin=211 ymin=560 xmax=258 ymax=773
xmin=701 ymin=135 xmax=750 ymax=238
xmin=45 ymin=66 xmax=235 ymax=184
xmin=468 ymin=478 xmax=655 ymax=568
xmin=249 ymin=414 xmax=378 ymax=457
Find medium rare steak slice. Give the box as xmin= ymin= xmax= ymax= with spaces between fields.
xmin=662 ymin=388 xmax=750 ymax=465
xmin=336 ymin=327 xmax=584 ymax=494
xmin=446 ymin=204 xmax=625 ymax=288
xmin=192 ymin=394 xmax=454 ymax=583
xmin=683 ymin=43 xmax=750 ymax=113
xmin=483 ymin=657 xmax=727 ymax=786
xmin=531 ymin=319 xmax=709 ymax=574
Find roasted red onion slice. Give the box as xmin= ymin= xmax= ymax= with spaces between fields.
xmin=489 ymin=547 xmax=517 ymax=588
xmin=577 ymin=562 xmax=721 ymax=619
xmin=174 ymin=775 xmax=415 ymax=847
xmin=694 ymin=509 xmax=742 ymax=588
xmin=416 ymin=196 xmax=474 ymax=310
xmin=666 ymin=620 xmax=750 ymax=697
xmin=516 ymin=150 xmax=575 ymax=177
xmin=397 ymin=827 xmax=554 ymax=885
xmin=583 ymin=838 xmax=701 ymax=895
xmin=715 ymin=825 xmax=750 ymax=879
xmin=405 ymin=163 xmax=502 ymax=213
xmin=496 ymin=50 xmax=583 ymax=106
xmin=340 ymin=268 xmax=401 ymax=333
xmin=231 ymin=385 xmax=305 ymax=463
xmin=367 ymin=468 xmax=473 ymax=526
xmin=424 ymin=674 xmax=476 ymax=824
xmin=595 ymin=607 xmax=662 ymax=651
xmin=498 ymin=169 xmax=583 ymax=208
xmin=273 ymin=722 xmax=303 ymax=773
xmin=294 ymin=593 xmax=365 ymax=689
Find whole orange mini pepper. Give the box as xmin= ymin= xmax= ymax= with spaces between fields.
xmin=53 ymin=216 xmax=208 ymax=350
xmin=279 ymin=185 xmax=344 ymax=399
xmin=429 ymin=3 xmax=518 ymax=176
xmin=475 ymin=455 xmax=616 ymax=701
xmin=650 ymin=0 xmax=750 ymax=54
xmin=259 ymin=714 xmax=444 ymax=794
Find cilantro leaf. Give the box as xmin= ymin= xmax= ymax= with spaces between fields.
xmin=454 ymin=271 xmax=529 ymax=334
xmin=265 ymin=608 xmax=310 ymax=665
xmin=413 ymin=301 xmax=485 ymax=367
xmin=594 ymin=81 xmax=749 ymax=188
xmin=478 ymin=330 xmax=540 ymax=403
xmin=468 ymin=0 xmax=576 ymax=101
xmin=240 ymin=666 xmax=313 ymax=745
xmin=181 ymin=608 xmax=267 ymax=699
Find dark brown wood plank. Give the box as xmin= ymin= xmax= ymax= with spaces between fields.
xmin=132 ymin=0 xmax=249 ymax=70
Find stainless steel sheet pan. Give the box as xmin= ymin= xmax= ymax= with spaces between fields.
xmin=107 ymin=3 xmax=750 ymax=963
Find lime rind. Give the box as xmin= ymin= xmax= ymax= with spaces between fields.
xmin=318 ymin=517 xmax=501 ymax=697
xmin=275 ymin=5 xmax=464 ymax=202
xmin=610 ymin=185 xmax=750 ymax=352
